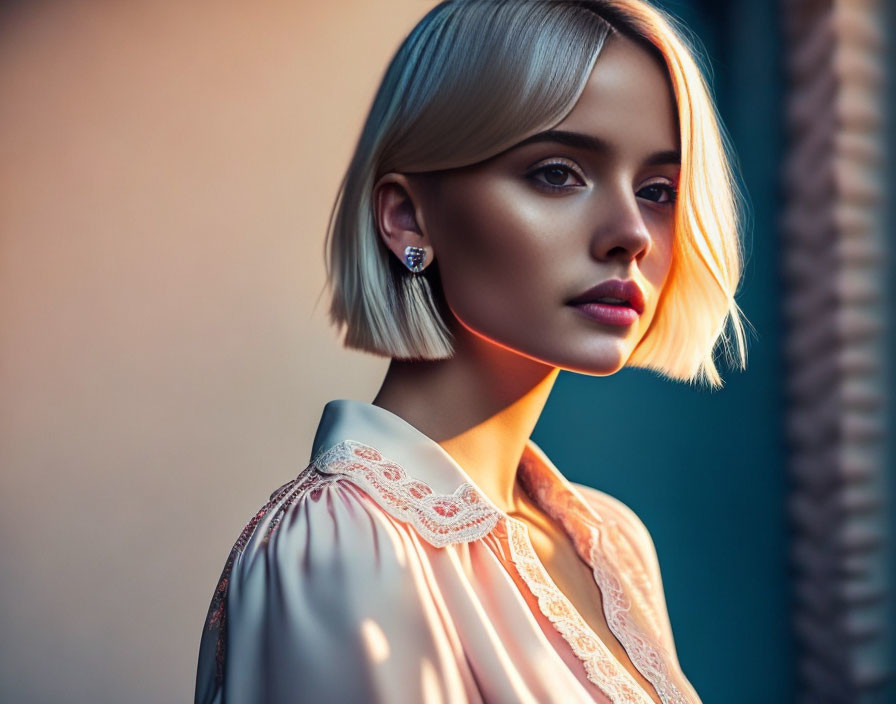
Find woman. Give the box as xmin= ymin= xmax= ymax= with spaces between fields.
xmin=195 ymin=1 xmax=748 ymax=702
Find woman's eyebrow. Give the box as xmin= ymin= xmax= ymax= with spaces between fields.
xmin=509 ymin=129 xmax=681 ymax=167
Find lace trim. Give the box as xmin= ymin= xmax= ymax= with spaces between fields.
xmin=517 ymin=452 xmax=697 ymax=704
xmin=311 ymin=439 xmax=502 ymax=547
xmin=589 ymin=527 xmax=695 ymax=704
xmin=504 ymin=516 xmax=657 ymax=703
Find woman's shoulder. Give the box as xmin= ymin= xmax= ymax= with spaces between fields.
xmin=195 ymin=462 xmax=431 ymax=703
xmin=569 ymin=481 xmax=666 ymax=586
xmin=226 ymin=460 xmax=415 ymax=576
xmin=199 ymin=464 xmax=382 ymax=623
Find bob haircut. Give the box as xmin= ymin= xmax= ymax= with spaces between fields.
xmin=324 ymin=0 xmax=750 ymax=389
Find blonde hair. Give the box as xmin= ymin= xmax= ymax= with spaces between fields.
xmin=324 ymin=0 xmax=750 ymax=389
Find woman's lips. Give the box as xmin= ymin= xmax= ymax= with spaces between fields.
xmin=569 ymin=301 xmax=640 ymax=326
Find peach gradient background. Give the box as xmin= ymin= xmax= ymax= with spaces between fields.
xmin=0 ymin=1 xmax=439 ymax=701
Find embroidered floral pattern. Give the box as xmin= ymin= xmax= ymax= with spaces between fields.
xmin=311 ymin=439 xmax=502 ymax=547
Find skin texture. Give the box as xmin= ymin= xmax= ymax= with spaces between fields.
xmin=371 ymin=34 xmax=679 ymax=704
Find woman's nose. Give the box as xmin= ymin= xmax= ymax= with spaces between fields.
xmin=588 ymin=187 xmax=653 ymax=264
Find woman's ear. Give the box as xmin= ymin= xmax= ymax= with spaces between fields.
xmin=373 ymin=172 xmax=435 ymax=272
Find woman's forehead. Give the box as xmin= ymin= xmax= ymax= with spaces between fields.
xmin=551 ymin=35 xmax=680 ymax=159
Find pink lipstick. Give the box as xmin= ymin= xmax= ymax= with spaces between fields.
xmin=567 ymin=279 xmax=645 ymax=327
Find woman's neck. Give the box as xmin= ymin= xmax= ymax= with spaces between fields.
xmin=371 ymin=327 xmax=560 ymax=515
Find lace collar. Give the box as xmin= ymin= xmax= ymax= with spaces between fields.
xmin=310 ymin=398 xmax=491 ymax=507
xmin=308 ymin=399 xmax=607 ymax=549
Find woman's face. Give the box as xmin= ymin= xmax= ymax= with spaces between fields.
xmin=400 ymin=34 xmax=680 ymax=375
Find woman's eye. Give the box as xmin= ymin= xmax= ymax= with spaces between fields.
xmin=528 ymin=163 xmax=584 ymax=191
xmin=638 ymin=182 xmax=678 ymax=205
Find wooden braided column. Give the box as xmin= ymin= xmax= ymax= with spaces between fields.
xmin=781 ymin=0 xmax=891 ymax=701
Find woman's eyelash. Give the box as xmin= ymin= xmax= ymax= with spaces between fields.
xmin=638 ymin=182 xmax=678 ymax=205
xmin=526 ymin=163 xmax=678 ymax=204
xmin=526 ymin=162 xmax=584 ymax=191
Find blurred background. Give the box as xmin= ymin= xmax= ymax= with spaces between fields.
xmin=0 ymin=1 xmax=892 ymax=702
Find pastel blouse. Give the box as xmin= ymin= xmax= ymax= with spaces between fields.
xmin=194 ymin=399 xmax=702 ymax=703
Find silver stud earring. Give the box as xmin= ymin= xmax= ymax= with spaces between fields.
xmin=403 ymin=245 xmax=427 ymax=273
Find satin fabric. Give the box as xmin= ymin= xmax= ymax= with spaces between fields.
xmin=194 ymin=399 xmax=701 ymax=703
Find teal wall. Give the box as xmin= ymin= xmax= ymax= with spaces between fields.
xmin=533 ymin=1 xmax=795 ymax=701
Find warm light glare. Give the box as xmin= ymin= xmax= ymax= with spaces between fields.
xmin=360 ymin=618 xmax=391 ymax=664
